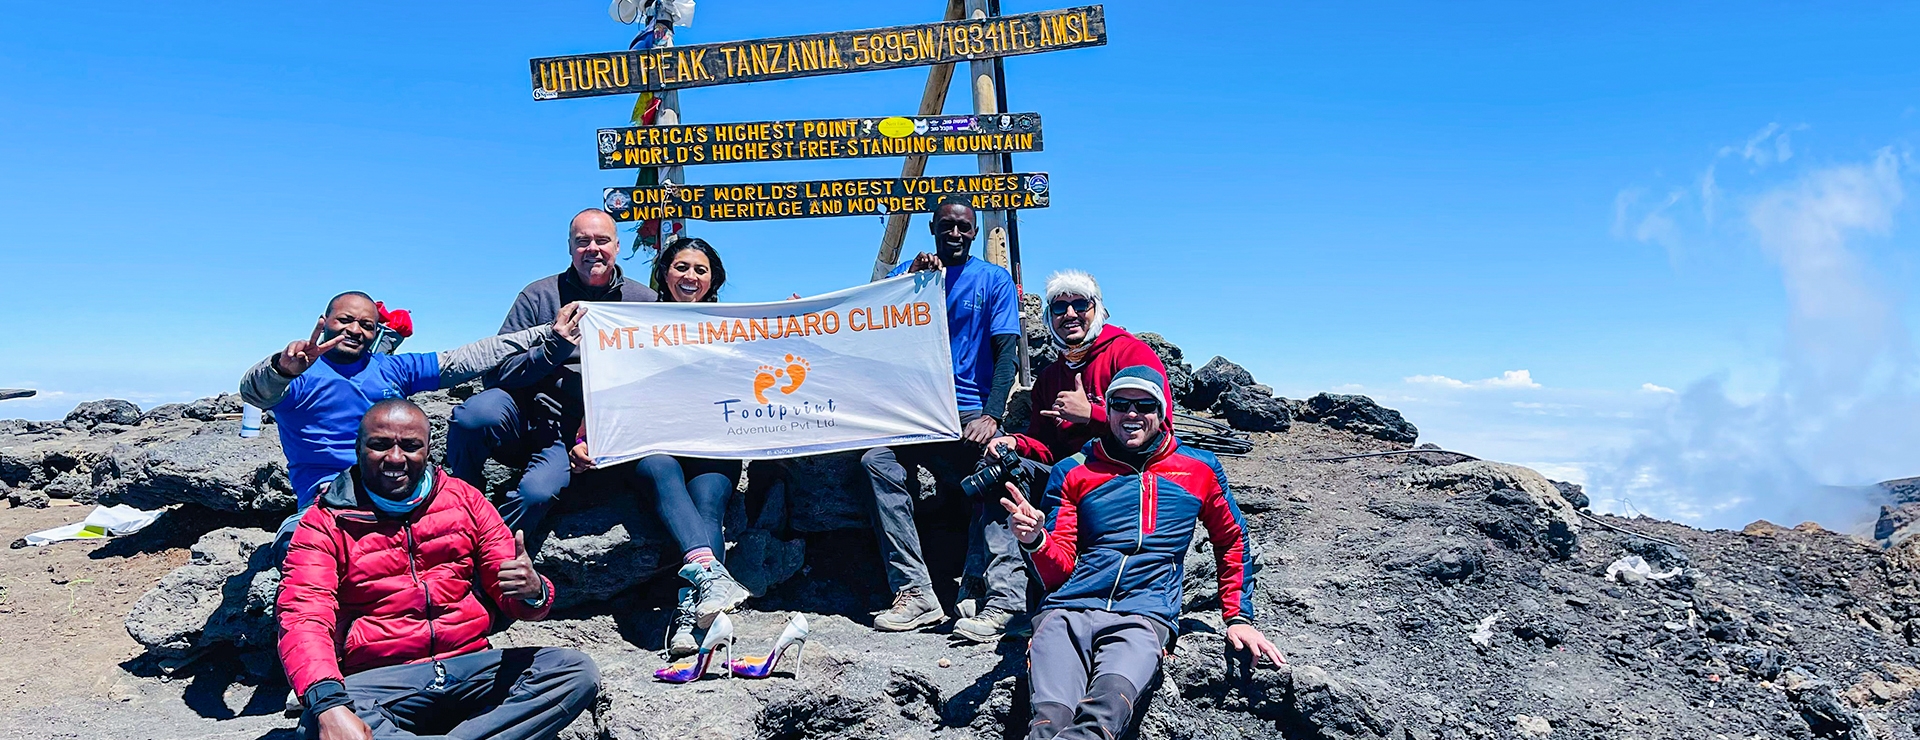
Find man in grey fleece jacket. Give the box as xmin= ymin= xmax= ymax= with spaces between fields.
xmin=444 ymin=209 xmax=657 ymax=537
xmin=240 ymin=290 xmax=583 ymax=564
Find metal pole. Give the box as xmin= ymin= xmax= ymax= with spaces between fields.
xmin=871 ymin=0 xmax=966 ymax=281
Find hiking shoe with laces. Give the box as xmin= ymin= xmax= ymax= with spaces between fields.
xmin=679 ymin=561 xmax=750 ymax=624
xmin=667 ymin=586 xmax=699 ymax=658
xmin=874 ymin=586 xmax=945 ymax=632
xmin=953 ymin=606 xmax=1022 ymax=643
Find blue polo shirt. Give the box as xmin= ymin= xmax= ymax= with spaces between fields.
xmin=268 ymin=352 xmax=440 ymax=507
xmin=892 ymin=256 xmax=1021 ymax=411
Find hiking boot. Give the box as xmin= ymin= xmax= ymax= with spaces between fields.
xmin=874 ymin=587 xmax=945 ymax=632
xmin=667 ymin=587 xmax=699 ymax=658
xmin=953 ymin=606 xmax=1021 ymax=643
xmin=679 ymin=561 xmax=750 ymax=625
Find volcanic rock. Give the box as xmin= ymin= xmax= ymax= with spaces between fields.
xmin=1184 ymin=356 xmax=1256 ymax=411
xmin=1300 ymin=393 xmax=1418 ymax=444
xmin=125 ymin=527 xmax=280 ymax=666
xmin=1217 ymin=384 xmax=1292 ymax=433
xmin=64 ymin=399 xmax=142 ymax=429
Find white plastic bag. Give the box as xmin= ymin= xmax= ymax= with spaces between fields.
xmin=1605 ymin=555 xmax=1682 ymax=583
xmin=21 ymin=504 xmax=164 ymax=546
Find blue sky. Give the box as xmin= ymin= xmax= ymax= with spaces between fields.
xmin=3 ymin=2 xmax=1917 ymax=529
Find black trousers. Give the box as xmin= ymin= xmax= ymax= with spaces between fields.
xmin=301 ymin=647 xmax=598 ymax=740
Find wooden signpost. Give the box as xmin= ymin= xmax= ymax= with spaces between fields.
xmin=536 ymin=3 xmax=1105 ymax=385
xmin=532 ymin=6 xmax=1105 ymax=99
xmin=603 ymin=172 xmax=1050 ymax=223
xmin=597 ymin=113 xmax=1042 ymax=169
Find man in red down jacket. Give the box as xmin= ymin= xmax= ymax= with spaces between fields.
xmin=1002 ymin=366 xmax=1284 ymax=740
xmin=278 ymin=399 xmax=597 ymax=740
xmin=987 ymin=269 xmax=1171 ymax=469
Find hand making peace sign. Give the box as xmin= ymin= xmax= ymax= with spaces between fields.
xmin=275 ymin=319 xmax=349 ymax=377
xmin=1000 ymin=483 xmax=1045 ymax=545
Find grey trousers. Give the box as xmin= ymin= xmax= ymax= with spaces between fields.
xmin=301 ymin=647 xmax=598 ymax=740
xmin=860 ymin=411 xmax=1028 ymax=612
xmin=1027 ymin=609 xmax=1166 ymax=740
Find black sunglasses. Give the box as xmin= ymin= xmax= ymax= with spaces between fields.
xmin=1049 ymin=298 xmax=1095 ymax=316
xmin=1108 ymin=398 xmax=1161 ymax=414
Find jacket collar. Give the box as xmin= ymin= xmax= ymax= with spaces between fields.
xmin=321 ymin=465 xmax=445 ymax=518
xmin=561 ymin=264 xmax=625 ymax=300
xmin=1085 ymin=431 xmax=1178 ymax=472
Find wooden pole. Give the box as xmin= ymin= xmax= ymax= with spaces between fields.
xmin=965 ymin=0 xmax=1010 ymax=270
xmin=871 ymin=0 xmax=966 ymax=282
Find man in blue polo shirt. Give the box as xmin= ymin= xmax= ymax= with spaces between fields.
xmin=240 ymin=290 xmax=581 ymax=562
xmin=861 ymin=196 xmax=1029 ymax=642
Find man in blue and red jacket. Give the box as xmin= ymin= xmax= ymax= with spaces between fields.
xmin=1003 ymin=365 xmax=1285 ymax=740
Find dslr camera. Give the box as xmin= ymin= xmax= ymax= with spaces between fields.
xmin=961 ymin=444 xmax=1034 ymax=501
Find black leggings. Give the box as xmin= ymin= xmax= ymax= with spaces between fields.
xmin=630 ymin=454 xmax=738 ymax=561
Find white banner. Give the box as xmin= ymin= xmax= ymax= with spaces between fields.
xmin=579 ymin=273 xmax=961 ymax=466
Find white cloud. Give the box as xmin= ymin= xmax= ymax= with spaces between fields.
xmin=1407 ymin=370 xmax=1541 ymax=390
xmin=1641 ymin=383 xmax=1676 ymax=394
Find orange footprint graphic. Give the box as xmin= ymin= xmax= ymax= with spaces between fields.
xmin=779 ymin=354 xmax=810 ymax=394
xmin=752 ymin=365 xmax=783 ymax=404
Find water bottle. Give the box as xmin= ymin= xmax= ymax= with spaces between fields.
xmin=240 ymin=404 xmax=262 ymax=438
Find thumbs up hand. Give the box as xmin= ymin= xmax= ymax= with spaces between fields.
xmin=999 ymin=484 xmax=1045 ymax=545
xmin=497 ymin=530 xmax=543 ymax=601
xmin=1040 ymin=372 xmax=1094 ymax=425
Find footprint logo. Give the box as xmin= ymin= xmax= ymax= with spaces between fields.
xmin=750 ymin=354 xmax=812 ymax=403
xmin=780 ymin=354 xmax=810 ymax=394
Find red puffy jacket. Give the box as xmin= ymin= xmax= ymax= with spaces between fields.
xmin=277 ymin=466 xmax=552 ymax=698
xmin=1010 ymin=324 xmax=1172 ymax=464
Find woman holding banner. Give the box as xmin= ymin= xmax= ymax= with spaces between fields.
xmin=572 ymin=237 xmax=749 ymax=660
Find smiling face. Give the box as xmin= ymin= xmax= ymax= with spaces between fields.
xmin=1106 ymin=388 xmax=1165 ymax=450
xmin=662 ymin=247 xmax=713 ymax=303
xmin=1049 ymin=293 xmax=1096 ymax=344
xmin=569 ymin=210 xmax=620 ymax=288
xmin=357 ymin=403 xmax=430 ymax=499
xmin=928 ymin=202 xmax=977 ymax=264
xmin=320 ymin=294 xmax=380 ymax=363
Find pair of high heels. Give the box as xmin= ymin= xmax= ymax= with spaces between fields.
xmin=654 ymin=613 xmax=810 ymax=683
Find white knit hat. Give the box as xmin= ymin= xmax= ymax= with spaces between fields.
xmin=1043 ymin=269 xmax=1109 ymax=347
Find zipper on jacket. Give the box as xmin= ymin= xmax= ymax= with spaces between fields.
xmin=403 ymin=521 xmax=445 ymax=690
xmin=1104 ymin=453 xmax=1155 ymax=610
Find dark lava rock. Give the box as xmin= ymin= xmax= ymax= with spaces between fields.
xmin=1218 ymin=385 xmax=1292 ymax=433
xmin=140 ymin=403 xmax=189 ymax=425
xmin=1551 ymin=479 xmax=1589 ymax=510
xmin=1184 ymin=356 xmax=1256 ymax=411
xmin=64 ymin=399 xmax=142 ymax=429
xmin=1303 ymin=393 xmax=1417 ymax=444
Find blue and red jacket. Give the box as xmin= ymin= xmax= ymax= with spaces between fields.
xmin=1025 ymin=433 xmax=1258 ymax=631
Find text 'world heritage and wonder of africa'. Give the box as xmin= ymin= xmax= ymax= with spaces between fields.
xmin=603 ymin=173 xmax=1050 ymax=222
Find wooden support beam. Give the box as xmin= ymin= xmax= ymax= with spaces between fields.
xmin=872 ymin=0 xmax=965 ymax=281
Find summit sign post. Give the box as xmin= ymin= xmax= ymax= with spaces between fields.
xmin=596 ymin=113 xmax=1042 ymax=168
xmin=531 ymin=6 xmax=1105 ymax=99
xmin=603 ymin=172 xmax=1050 ymax=223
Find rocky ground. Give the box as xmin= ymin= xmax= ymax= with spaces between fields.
xmin=2 ymin=334 xmax=1919 ymax=739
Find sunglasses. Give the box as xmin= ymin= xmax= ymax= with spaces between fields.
xmin=1049 ymin=298 xmax=1095 ymax=316
xmin=1107 ymin=398 xmax=1161 ymax=414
